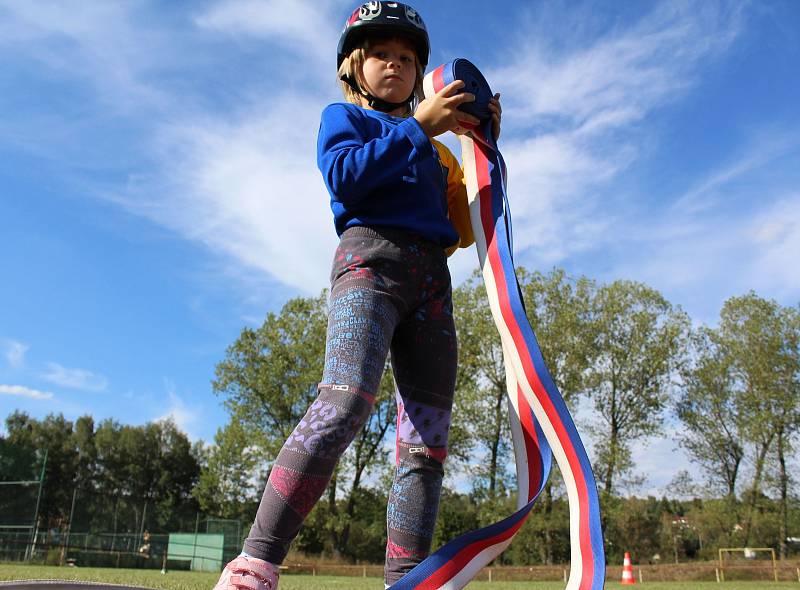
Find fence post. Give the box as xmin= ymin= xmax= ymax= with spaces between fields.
xmin=138 ymin=499 xmax=148 ymax=552
xmin=488 ymin=568 xmax=492 ymax=582
xmin=191 ymin=512 xmax=200 ymax=571
xmin=62 ymin=486 xmax=78 ymax=566
xmin=26 ymin=449 xmax=47 ymax=562
xmin=110 ymin=498 xmax=118 ymax=552
xmin=715 ymin=567 xmax=720 ymax=583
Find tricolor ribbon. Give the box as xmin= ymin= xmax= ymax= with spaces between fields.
xmin=389 ymin=59 xmax=605 ymax=590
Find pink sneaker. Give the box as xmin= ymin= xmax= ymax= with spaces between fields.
xmin=213 ymin=555 xmax=279 ymax=590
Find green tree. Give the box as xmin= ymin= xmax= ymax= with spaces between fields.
xmin=2 ymin=412 xmax=200 ymax=535
xmin=213 ymin=294 xmax=329 ymax=456
xmin=0 ymin=435 xmax=39 ymax=481
xmin=509 ymin=471 xmax=571 ymax=565
xmin=72 ymin=415 xmax=97 ymax=489
xmin=602 ymin=495 xmax=666 ymax=565
xmin=453 ymin=271 xmax=512 ymax=495
xmin=149 ymin=419 xmax=201 ymax=529
xmin=683 ymin=497 xmax=738 ymax=560
xmin=586 ymin=280 xmax=690 ymax=496
xmin=0 ymin=425 xmax=42 ymax=531
xmin=453 ymin=267 xmax=595 ymax=563
xmin=213 ymin=291 xmax=397 ymax=559
xmin=431 ymin=488 xmax=480 ymax=552
xmin=518 ymin=268 xmax=596 ymax=404
xmin=93 ymin=418 xmax=200 ymax=532
xmin=4 ymin=411 xmax=79 ymax=527
xmin=676 ymin=327 xmax=744 ymax=500
xmin=331 ymin=364 xmax=396 ymax=556
xmin=193 ymin=420 xmax=260 ymax=521
xmin=517 ymin=267 xmax=595 ymax=563
xmin=765 ymin=305 xmax=800 ymax=560
xmin=717 ymin=293 xmax=800 ymax=551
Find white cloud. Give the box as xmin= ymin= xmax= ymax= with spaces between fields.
xmin=498 ymin=2 xmax=742 ymax=126
xmin=125 ymin=1 xmax=748 ymax=297
xmin=0 ymin=0 xmax=346 ymax=296
xmin=2 ymin=340 xmax=29 ymax=368
xmin=156 ymin=381 xmax=198 ymax=438
xmin=194 ymin=0 xmax=342 ymax=65
xmin=0 ymin=0 xmax=752 ymax=299
xmin=672 ymin=133 xmax=800 ymax=216
xmin=0 ymin=384 xmax=54 ymax=400
xmin=2 ymin=0 xmax=786 ymax=318
xmin=485 ymin=1 xmax=745 ymax=267
xmin=111 ymin=96 xmax=339 ymax=294
xmin=500 ymin=132 xmax=622 ymax=261
xmin=598 ymin=129 xmax=800 ymax=323
xmin=0 ymin=1 xmax=173 ymax=111
xmin=41 ymin=362 xmax=108 ymax=392
xmin=749 ymin=195 xmax=800 ymax=296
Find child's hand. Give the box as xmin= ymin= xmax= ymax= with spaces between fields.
xmin=489 ymin=93 xmax=502 ymax=141
xmin=414 ymin=80 xmax=480 ymax=138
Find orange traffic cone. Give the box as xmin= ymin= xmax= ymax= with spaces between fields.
xmin=621 ymin=551 xmax=636 ymax=585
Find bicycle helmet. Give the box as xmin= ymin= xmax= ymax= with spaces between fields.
xmin=337 ymin=2 xmax=430 ymax=70
xmin=337 ymin=2 xmax=429 ymax=112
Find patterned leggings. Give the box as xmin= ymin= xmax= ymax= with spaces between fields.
xmin=243 ymin=226 xmax=457 ymax=585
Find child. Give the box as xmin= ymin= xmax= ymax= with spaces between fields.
xmin=213 ymin=3 xmax=501 ymax=589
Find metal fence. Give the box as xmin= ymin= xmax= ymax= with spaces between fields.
xmin=0 ymin=464 xmax=45 ymax=561
xmin=0 ymin=521 xmax=246 ymax=572
xmin=0 ymin=476 xmax=246 ymax=572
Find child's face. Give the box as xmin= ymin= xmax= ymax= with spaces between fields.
xmin=360 ymin=37 xmax=417 ymax=108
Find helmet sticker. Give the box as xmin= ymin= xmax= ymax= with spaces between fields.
xmin=346 ymin=7 xmax=361 ymax=26
xmin=359 ymin=2 xmax=382 ymax=21
xmin=404 ymin=6 xmax=424 ymax=29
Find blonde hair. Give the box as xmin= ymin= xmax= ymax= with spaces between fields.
xmin=337 ymin=36 xmax=425 ymax=118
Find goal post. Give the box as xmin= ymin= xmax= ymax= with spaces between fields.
xmin=718 ymin=547 xmax=777 ymax=582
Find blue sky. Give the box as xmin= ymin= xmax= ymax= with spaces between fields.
xmin=2 ymin=0 xmax=799 ymax=494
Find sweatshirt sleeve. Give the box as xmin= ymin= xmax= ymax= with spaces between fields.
xmin=433 ymin=140 xmax=475 ymax=256
xmin=317 ymin=104 xmax=435 ymax=205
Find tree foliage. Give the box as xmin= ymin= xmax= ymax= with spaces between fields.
xmin=452 ymin=271 xmax=512 ymax=494
xmin=1 ymin=412 xmax=201 ymax=533
xmin=211 ymin=291 xmax=397 ymax=558
xmin=586 ymin=280 xmax=691 ymax=496
xmin=676 ymin=327 xmax=744 ymax=499
xmin=715 ymin=293 xmax=800 ymax=550
xmin=518 ymin=267 xmax=596 ymax=404
xmin=3 ymin=268 xmax=798 ymax=565
xmin=212 ymin=293 xmax=329 ymax=456
xmin=192 ymin=420 xmax=261 ymax=522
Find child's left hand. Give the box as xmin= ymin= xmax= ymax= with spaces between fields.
xmin=489 ymin=93 xmax=502 ymax=141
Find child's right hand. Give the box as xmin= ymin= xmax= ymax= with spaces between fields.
xmin=414 ymin=80 xmax=481 ymax=138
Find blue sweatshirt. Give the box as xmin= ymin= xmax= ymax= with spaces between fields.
xmin=317 ymin=102 xmax=460 ymax=249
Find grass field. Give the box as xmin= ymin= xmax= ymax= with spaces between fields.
xmin=2 ymin=564 xmax=799 ymax=590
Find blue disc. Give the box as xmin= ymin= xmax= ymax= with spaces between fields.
xmin=450 ymin=58 xmax=493 ymax=122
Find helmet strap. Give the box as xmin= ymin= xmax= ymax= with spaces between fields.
xmin=340 ymin=73 xmax=414 ymax=114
